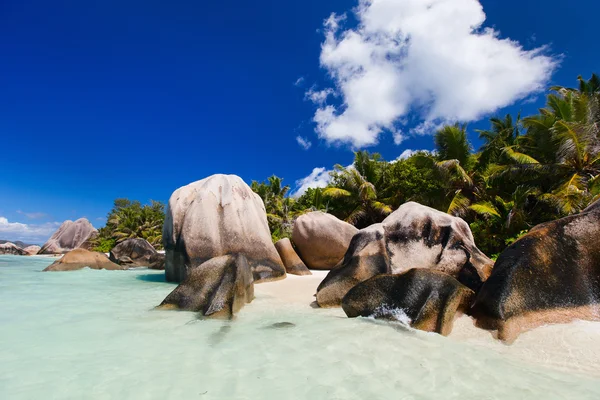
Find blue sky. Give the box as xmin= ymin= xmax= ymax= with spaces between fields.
xmin=1 ymin=0 xmax=599 ymax=243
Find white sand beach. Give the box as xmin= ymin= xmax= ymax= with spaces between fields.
xmin=254 ymin=269 xmax=600 ymax=378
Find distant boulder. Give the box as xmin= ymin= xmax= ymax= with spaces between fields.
xmin=158 ymin=254 xmax=254 ymax=318
xmin=0 ymin=242 xmax=29 ymax=255
xmin=43 ymin=248 xmax=125 ymax=271
xmin=109 ymin=238 xmax=165 ymax=269
xmin=274 ymin=238 xmax=311 ymax=276
xmin=23 ymin=245 xmax=41 ymax=255
xmin=38 ymin=218 xmax=98 ymax=254
xmin=316 ymin=202 xmax=493 ymax=307
xmin=162 ymin=174 xmax=285 ymax=284
xmin=472 ymin=199 xmax=600 ymax=343
xmin=342 ymin=269 xmax=474 ymax=336
xmin=0 ymin=240 xmax=34 ymax=248
xmin=292 ymin=211 xmax=358 ymax=270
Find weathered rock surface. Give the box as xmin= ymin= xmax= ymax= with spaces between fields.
xmin=343 ymin=269 xmax=474 ymax=336
xmin=274 ymin=238 xmax=311 ymax=276
xmin=109 ymin=238 xmax=165 ymax=269
xmin=38 ymin=218 xmax=98 ymax=254
xmin=162 ymin=174 xmax=286 ymax=284
xmin=292 ymin=211 xmax=358 ymax=270
xmin=0 ymin=240 xmax=33 ymax=248
xmin=316 ymin=202 xmax=493 ymax=307
xmin=23 ymin=245 xmax=41 ymax=255
xmin=158 ymin=254 xmax=254 ymax=318
xmin=0 ymin=242 xmax=29 ymax=255
xmin=472 ymin=200 xmax=600 ymax=343
xmin=43 ymin=248 xmax=125 ymax=271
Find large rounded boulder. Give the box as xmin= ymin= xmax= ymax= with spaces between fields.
xmin=160 ymin=174 xmax=285 ymax=318
xmin=274 ymin=238 xmax=311 ymax=276
xmin=472 ymin=200 xmax=600 ymax=343
xmin=0 ymin=242 xmax=29 ymax=255
xmin=316 ymin=202 xmax=493 ymax=307
xmin=43 ymin=249 xmax=125 ymax=271
xmin=38 ymin=218 xmax=98 ymax=254
xmin=23 ymin=245 xmax=41 ymax=255
xmin=342 ymin=269 xmax=474 ymax=336
xmin=291 ymin=211 xmax=358 ymax=270
xmin=109 ymin=238 xmax=165 ymax=270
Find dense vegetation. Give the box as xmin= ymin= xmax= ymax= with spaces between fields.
xmin=256 ymin=74 xmax=600 ymax=256
xmin=93 ymin=74 xmax=599 ymax=257
xmin=92 ymin=199 xmax=165 ymax=252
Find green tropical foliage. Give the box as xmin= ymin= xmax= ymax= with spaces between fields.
xmin=253 ymin=73 xmax=599 ymax=255
xmin=92 ymin=74 xmax=599 ymax=257
xmin=92 ymin=199 xmax=165 ymax=252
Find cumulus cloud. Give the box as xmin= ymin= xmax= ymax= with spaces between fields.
xmin=296 ymin=136 xmax=312 ymax=150
xmin=292 ymin=167 xmax=332 ymax=197
xmin=305 ymin=87 xmax=335 ymax=105
xmin=294 ymin=77 xmax=305 ymax=86
xmin=392 ymin=131 xmax=406 ymax=145
xmin=398 ymin=149 xmax=432 ymax=160
xmin=310 ymin=0 xmax=557 ymax=147
xmin=0 ymin=217 xmax=60 ymax=244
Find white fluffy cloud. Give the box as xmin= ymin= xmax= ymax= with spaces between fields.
xmin=296 ymin=136 xmax=312 ymax=150
xmin=292 ymin=167 xmax=332 ymax=197
xmin=306 ymin=87 xmax=335 ymax=105
xmin=395 ymin=148 xmax=432 ymax=161
xmin=310 ymin=0 xmax=557 ymax=147
xmin=0 ymin=217 xmax=61 ymax=244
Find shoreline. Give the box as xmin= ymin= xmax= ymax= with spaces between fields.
xmin=254 ymin=269 xmax=600 ymax=378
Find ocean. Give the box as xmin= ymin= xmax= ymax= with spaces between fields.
xmin=1 ymin=255 xmax=599 ymax=399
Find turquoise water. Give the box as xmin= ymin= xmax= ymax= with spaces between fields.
xmin=1 ymin=255 xmax=599 ymax=400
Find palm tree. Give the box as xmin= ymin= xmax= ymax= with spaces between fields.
xmin=494 ymin=76 xmax=600 ymax=214
xmin=95 ymin=199 xmax=165 ymax=250
xmin=323 ymin=151 xmax=392 ymax=228
xmin=477 ymin=114 xmax=522 ymax=168
xmin=251 ymin=175 xmax=299 ymax=241
xmin=419 ymin=124 xmax=478 ymax=216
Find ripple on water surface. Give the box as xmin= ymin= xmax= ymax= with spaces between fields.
xmin=1 ymin=255 xmax=599 ymax=400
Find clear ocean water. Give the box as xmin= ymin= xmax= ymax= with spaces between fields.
xmin=1 ymin=254 xmax=599 ymax=400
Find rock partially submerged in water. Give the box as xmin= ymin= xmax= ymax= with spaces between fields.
xmin=316 ymin=202 xmax=493 ymax=307
xmin=158 ymin=254 xmax=254 ymax=318
xmin=109 ymin=238 xmax=165 ymax=269
xmin=0 ymin=242 xmax=29 ymax=255
xmin=38 ymin=218 xmax=98 ymax=254
xmin=162 ymin=174 xmax=285 ymax=283
xmin=44 ymin=248 xmax=126 ymax=271
xmin=342 ymin=269 xmax=474 ymax=336
xmin=472 ymin=199 xmax=600 ymax=343
xmin=274 ymin=238 xmax=311 ymax=276
xmin=292 ymin=211 xmax=358 ymax=270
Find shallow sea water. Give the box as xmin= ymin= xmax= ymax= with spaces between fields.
xmin=1 ymin=255 xmax=599 ymax=400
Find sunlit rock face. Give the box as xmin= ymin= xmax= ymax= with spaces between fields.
xmin=316 ymin=202 xmax=493 ymax=307
xmin=0 ymin=242 xmax=29 ymax=255
xmin=43 ymin=248 xmax=125 ymax=271
xmin=291 ymin=211 xmax=358 ymax=270
xmin=274 ymin=238 xmax=311 ymax=276
xmin=162 ymin=174 xmax=286 ymax=284
xmin=472 ymin=199 xmax=600 ymax=343
xmin=38 ymin=218 xmax=98 ymax=254
xmin=23 ymin=245 xmax=41 ymax=255
xmin=109 ymin=238 xmax=165 ymax=270
xmin=342 ymin=269 xmax=474 ymax=336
